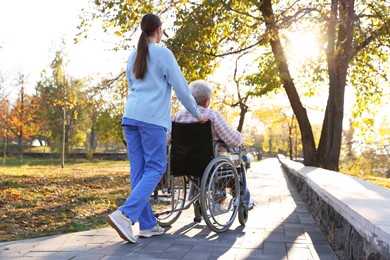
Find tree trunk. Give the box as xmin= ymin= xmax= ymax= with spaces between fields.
xmin=61 ymin=105 xmax=65 ymax=168
xmin=65 ymin=125 xmax=70 ymax=162
xmin=3 ymin=136 xmax=7 ymax=164
xmin=17 ymin=85 xmax=25 ymax=162
xmin=288 ymin=115 xmax=294 ymax=160
xmin=268 ymin=129 xmax=272 ymax=156
xmin=89 ymin=120 xmax=96 ymax=152
xmin=260 ymin=0 xmax=318 ymax=166
xmin=317 ymin=106 xmax=329 ymax=166
xmin=236 ymin=103 xmax=247 ymax=133
xmin=17 ymin=134 xmax=23 ymax=162
xmin=319 ymin=0 xmax=355 ymax=171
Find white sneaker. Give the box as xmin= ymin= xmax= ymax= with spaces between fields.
xmin=107 ymin=210 xmax=137 ymax=243
xmin=138 ymin=225 xmax=164 ymax=238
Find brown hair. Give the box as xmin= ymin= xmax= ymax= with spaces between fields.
xmin=133 ymin=14 xmax=162 ymax=79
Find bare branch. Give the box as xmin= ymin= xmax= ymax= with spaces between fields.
xmin=103 ymin=71 xmax=126 ymax=87
xmin=278 ymin=7 xmax=320 ymax=28
xmin=219 ymin=0 xmax=263 ymax=21
xmin=278 ymin=0 xmax=300 ymax=18
xmin=171 ymin=37 xmax=266 ymax=58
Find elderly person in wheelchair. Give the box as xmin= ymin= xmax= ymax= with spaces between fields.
xmin=173 ymin=80 xmax=253 ymax=207
xmin=151 ymin=80 xmax=254 ymax=233
xmin=155 ymin=80 xmax=254 ymax=231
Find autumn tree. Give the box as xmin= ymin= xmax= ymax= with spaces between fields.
xmin=36 ymin=50 xmax=90 ymax=167
xmin=0 ymin=96 xmax=10 ymax=162
xmin=0 ymin=74 xmax=38 ymax=161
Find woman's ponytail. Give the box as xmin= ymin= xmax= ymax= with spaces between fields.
xmin=133 ymin=14 xmax=162 ymax=79
xmin=133 ymin=31 xmax=148 ymax=79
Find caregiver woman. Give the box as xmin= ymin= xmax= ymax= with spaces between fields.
xmin=106 ymin=13 xmax=207 ymax=243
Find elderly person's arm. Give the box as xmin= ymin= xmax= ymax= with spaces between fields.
xmin=211 ymin=111 xmax=244 ymax=147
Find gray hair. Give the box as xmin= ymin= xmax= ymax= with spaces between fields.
xmin=189 ymin=80 xmax=212 ymax=105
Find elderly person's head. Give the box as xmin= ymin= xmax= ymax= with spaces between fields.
xmin=189 ymin=80 xmax=213 ymax=107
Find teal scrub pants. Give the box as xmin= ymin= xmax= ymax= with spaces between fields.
xmin=119 ymin=120 xmax=167 ymax=230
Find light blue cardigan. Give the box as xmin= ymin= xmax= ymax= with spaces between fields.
xmin=122 ymin=43 xmax=199 ymax=131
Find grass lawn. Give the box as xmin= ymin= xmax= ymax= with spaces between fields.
xmin=0 ymin=158 xmax=130 ymax=242
xmin=347 ymin=172 xmax=390 ymax=189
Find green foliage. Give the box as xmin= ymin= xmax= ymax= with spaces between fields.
xmin=165 ymin=1 xmax=267 ymax=82
xmin=95 ymin=105 xmax=125 ymax=146
xmin=92 ymin=73 xmax=128 ymax=148
xmin=253 ymin=103 xmax=303 ymax=157
xmin=347 ymin=0 xmax=390 ymax=139
xmin=340 ymin=149 xmax=390 ymax=181
xmin=244 ymin=51 xmax=282 ymax=96
xmin=77 ymin=0 xmax=159 ymax=49
xmin=349 ymin=49 xmax=389 ymax=138
xmin=35 ymin=51 xmax=90 ymax=154
xmin=340 ymin=116 xmax=390 ymax=181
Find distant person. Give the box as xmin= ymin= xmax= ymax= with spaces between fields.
xmin=106 ymin=14 xmax=208 ymax=244
xmin=173 ymin=80 xmax=254 ymax=209
xmin=257 ymin=151 xmax=263 ymax=161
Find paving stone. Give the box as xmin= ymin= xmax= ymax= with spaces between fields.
xmin=159 ymin=244 xmax=193 ymax=259
xmin=182 ymin=245 xmax=214 ymax=260
xmin=304 ymin=230 xmax=329 ymax=243
xmin=23 ymin=250 xmax=80 ymax=259
xmin=262 ymin=241 xmax=287 ymax=256
xmin=135 ymin=240 xmax=171 ymax=253
xmin=283 ymin=214 xmax=300 ymax=223
xmin=84 ymin=242 xmax=144 ymax=257
xmin=286 ymin=244 xmax=314 ymax=260
xmin=284 ymin=226 xmax=305 ymax=237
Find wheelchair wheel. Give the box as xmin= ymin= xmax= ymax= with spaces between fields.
xmin=200 ymin=156 xmax=240 ymax=233
xmin=151 ymin=174 xmax=187 ymax=227
xmin=238 ymin=202 xmax=248 ymax=225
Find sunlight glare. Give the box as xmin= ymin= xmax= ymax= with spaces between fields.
xmin=287 ymin=31 xmax=319 ymax=60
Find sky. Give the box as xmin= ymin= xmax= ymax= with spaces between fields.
xmin=0 ymin=0 xmax=128 ymax=97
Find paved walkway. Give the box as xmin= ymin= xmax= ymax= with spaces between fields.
xmin=0 ymin=159 xmax=338 ymax=259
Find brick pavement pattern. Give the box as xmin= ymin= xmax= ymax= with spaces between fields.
xmin=0 ymin=158 xmax=338 ymax=259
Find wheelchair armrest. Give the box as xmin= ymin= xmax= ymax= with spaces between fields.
xmin=214 ymin=142 xmax=243 ymax=167
xmin=215 ymin=141 xmax=242 ymax=154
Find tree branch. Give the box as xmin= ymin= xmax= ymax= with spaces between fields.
xmin=219 ymin=0 xmax=264 ymax=21
xmin=354 ymin=57 xmax=389 ymax=82
xmin=352 ymin=3 xmax=390 ymax=59
xmin=170 ymin=37 xmax=266 ymax=58
xmin=352 ymin=19 xmax=390 ymax=60
xmin=278 ymin=7 xmax=320 ymax=28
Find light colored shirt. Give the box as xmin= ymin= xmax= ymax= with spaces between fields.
xmin=122 ymin=43 xmax=199 ymax=131
xmin=173 ymin=106 xmax=244 ymax=147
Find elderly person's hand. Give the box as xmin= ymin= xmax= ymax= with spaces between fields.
xmin=195 ymin=114 xmax=208 ymax=124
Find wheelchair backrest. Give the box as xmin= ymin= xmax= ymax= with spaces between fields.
xmin=170 ymin=121 xmax=214 ymax=177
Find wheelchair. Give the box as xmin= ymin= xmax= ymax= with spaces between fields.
xmin=150 ymin=121 xmax=249 ymax=233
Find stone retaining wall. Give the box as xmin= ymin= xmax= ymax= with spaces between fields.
xmin=278 ymin=156 xmax=390 ymax=260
